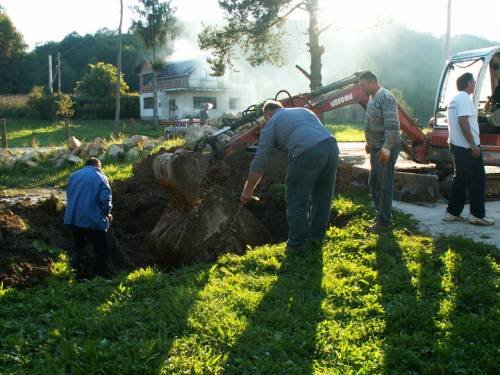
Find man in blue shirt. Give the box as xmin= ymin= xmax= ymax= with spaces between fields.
xmin=240 ymin=100 xmax=339 ymax=251
xmin=64 ymin=158 xmax=113 ymax=277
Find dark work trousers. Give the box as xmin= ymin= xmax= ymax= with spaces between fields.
xmin=69 ymin=226 xmax=109 ymax=276
xmin=286 ymin=138 xmax=340 ymax=247
xmin=369 ymin=144 xmax=400 ymax=225
xmin=447 ymin=143 xmax=486 ymax=218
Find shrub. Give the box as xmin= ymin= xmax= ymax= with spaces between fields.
xmin=73 ymin=94 xmax=139 ymax=119
xmin=0 ymin=95 xmax=30 ymax=118
xmin=27 ymin=86 xmax=57 ymax=120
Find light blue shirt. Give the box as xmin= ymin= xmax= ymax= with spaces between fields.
xmin=64 ymin=166 xmax=112 ymax=231
xmin=250 ymin=108 xmax=333 ymax=172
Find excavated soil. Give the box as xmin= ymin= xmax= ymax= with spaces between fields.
xmin=1 ymin=147 xmax=350 ymax=287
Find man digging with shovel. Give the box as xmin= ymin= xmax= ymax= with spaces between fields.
xmin=240 ymin=100 xmax=339 ymax=251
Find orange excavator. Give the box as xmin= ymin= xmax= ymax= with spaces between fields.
xmin=194 ymin=46 xmax=500 ymax=198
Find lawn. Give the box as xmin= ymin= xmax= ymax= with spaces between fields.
xmin=326 ymin=123 xmax=365 ymax=142
xmin=1 ymin=193 xmax=498 ymax=374
xmin=2 ymin=119 xmax=163 ymax=148
xmin=0 ymin=138 xmax=184 ymax=189
xmin=0 ymin=119 xmax=366 ymax=148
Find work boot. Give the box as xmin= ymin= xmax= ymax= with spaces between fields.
xmin=443 ymin=212 xmax=465 ymax=222
xmin=468 ymin=214 xmax=495 ymax=226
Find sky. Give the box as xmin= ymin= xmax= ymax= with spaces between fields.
xmin=1 ymin=0 xmax=500 ymax=50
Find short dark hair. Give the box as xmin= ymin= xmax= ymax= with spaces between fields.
xmin=85 ymin=157 xmax=101 ymax=167
xmin=456 ymin=72 xmax=474 ymax=91
xmin=263 ymin=100 xmax=284 ymax=113
xmin=359 ymin=71 xmax=378 ymax=83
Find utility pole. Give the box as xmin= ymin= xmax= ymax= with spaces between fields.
xmin=57 ymin=52 xmax=62 ymax=93
xmin=48 ymin=54 xmax=53 ymax=93
xmin=114 ymin=0 xmax=124 ymax=136
xmin=444 ymin=0 xmax=452 ymax=61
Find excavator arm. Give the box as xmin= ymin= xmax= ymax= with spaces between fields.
xmin=197 ymin=72 xmax=428 ymax=163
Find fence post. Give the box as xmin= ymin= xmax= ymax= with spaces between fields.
xmin=1 ymin=118 xmax=7 ymax=149
xmin=64 ymin=118 xmax=70 ymax=139
xmin=129 ymin=118 xmax=136 ymax=135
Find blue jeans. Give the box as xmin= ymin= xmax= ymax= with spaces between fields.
xmin=369 ymin=144 xmax=400 ymax=225
xmin=447 ymin=144 xmax=486 ymax=218
xmin=286 ymin=138 xmax=339 ymax=247
xmin=69 ymin=225 xmax=109 ymax=276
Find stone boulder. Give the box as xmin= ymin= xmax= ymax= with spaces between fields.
xmin=67 ymin=136 xmax=82 ymax=151
xmin=107 ymin=144 xmax=124 ymax=159
xmin=125 ymin=146 xmax=141 ymax=160
xmin=124 ymin=135 xmax=149 ymax=150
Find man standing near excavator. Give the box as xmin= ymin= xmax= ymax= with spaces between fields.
xmin=240 ymin=100 xmax=339 ymax=251
xmin=444 ymin=72 xmax=495 ymax=226
xmin=359 ymin=71 xmax=401 ymax=231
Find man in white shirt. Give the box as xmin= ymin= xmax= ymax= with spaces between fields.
xmin=444 ymin=72 xmax=495 ymax=225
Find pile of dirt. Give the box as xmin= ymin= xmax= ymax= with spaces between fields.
xmin=0 ymin=197 xmax=69 ymax=288
xmin=1 ymin=146 xmax=350 ymax=287
xmin=112 ymin=149 xmax=289 ymax=268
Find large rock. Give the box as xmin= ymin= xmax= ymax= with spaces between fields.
xmin=184 ymin=126 xmax=213 ymax=150
xmin=88 ymin=141 xmax=105 ymax=157
xmin=67 ymin=154 xmax=83 ymax=165
xmin=107 ymin=144 xmax=124 ymax=159
xmin=124 ymin=135 xmax=149 ymax=150
xmin=19 ymin=151 xmax=41 ymax=162
xmin=149 ymin=186 xmax=271 ymax=267
xmin=153 ymin=149 xmax=209 ymax=206
xmin=67 ymin=136 xmax=82 ymax=151
xmin=20 ymin=159 xmax=39 ymax=168
xmin=125 ymin=146 xmax=141 ymax=160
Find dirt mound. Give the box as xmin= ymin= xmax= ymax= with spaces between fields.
xmin=0 ymin=197 xmax=68 ymax=288
xmin=112 ymin=149 xmax=288 ymax=268
xmin=1 ymin=146 xmax=349 ymax=287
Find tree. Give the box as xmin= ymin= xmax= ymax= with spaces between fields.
xmin=0 ymin=8 xmax=34 ymax=94
xmin=131 ymin=0 xmax=177 ymax=128
xmin=75 ymin=62 xmax=129 ymax=99
xmin=198 ymin=0 xmax=326 ymax=92
xmin=114 ymin=0 xmax=124 ymax=135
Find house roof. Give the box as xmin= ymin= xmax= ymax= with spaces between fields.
xmin=156 ymin=59 xmax=201 ymax=79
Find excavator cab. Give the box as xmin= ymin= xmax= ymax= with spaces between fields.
xmin=429 ymin=46 xmax=500 ymax=167
xmin=434 ymin=46 xmax=500 ymax=130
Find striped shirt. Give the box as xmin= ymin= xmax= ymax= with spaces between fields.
xmin=364 ymin=87 xmax=401 ymax=150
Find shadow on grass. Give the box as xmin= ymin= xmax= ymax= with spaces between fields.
xmin=376 ymin=226 xmax=499 ymax=373
xmin=0 ymin=264 xmax=212 ymax=374
xmin=375 ymin=229 xmax=444 ymax=373
xmin=432 ymin=236 xmax=499 ymax=373
xmin=222 ymin=245 xmax=324 ymax=374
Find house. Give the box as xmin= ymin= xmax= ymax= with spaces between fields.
xmin=139 ymin=59 xmax=257 ymax=121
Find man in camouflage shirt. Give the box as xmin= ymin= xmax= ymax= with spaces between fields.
xmin=359 ymin=71 xmax=401 ymax=230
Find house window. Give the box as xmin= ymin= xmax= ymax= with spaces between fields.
xmin=229 ymin=97 xmax=243 ymax=110
xmin=169 ymin=99 xmax=176 ymax=111
xmin=143 ymin=97 xmax=154 ymax=109
xmin=142 ymin=73 xmax=153 ymax=86
xmin=193 ymin=96 xmax=217 ymax=109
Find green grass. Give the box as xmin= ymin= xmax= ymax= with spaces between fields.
xmin=2 ymin=119 xmax=366 ymax=147
xmin=326 ymin=123 xmax=365 ymax=142
xmin=0 ymin=138 xmax=184 ymax=189
xmin=2 ymin=119 xmax=163 ymax=148
xmin=1 ymin=193 xmax=498 ymax=374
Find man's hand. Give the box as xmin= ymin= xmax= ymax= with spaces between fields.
xmin=108 ymin=213 xmax=113 ymax=223
xmin=471 ymin=144 xmax=481 ymax=158
xmin=365 ymin=143 xmax=371 ymax=154
xmin=377 ymin=148 xmax=390 ymax=164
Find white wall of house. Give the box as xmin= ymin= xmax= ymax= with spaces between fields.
xmin=139 ymin=63 xmax=257 ymax=121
